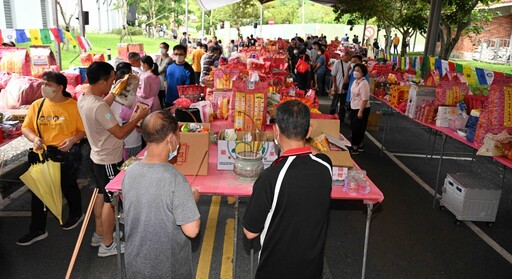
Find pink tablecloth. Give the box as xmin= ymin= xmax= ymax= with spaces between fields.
xmin=105 ymin=143 xmax=384 ymax=205
xmin=372 ymin=95 xmax=512 ymax=169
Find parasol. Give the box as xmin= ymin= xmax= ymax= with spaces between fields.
xmin=20 ymin=150 xmax=62 ymax=224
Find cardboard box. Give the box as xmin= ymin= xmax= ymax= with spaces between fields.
xmin=367 ymin=112 xmax=381 ymax=131
xmin=172 ymin=123 xmax=210 ymax=175
xmin=405 ymin=85 xmax=436 ymax=119
xmin=310 ymin=119 xmax=353 ymax=168
xmin=217 ymin=131 xmax=278 ymax=170
xmin=128 ymin=43 xmax=144 ymax=53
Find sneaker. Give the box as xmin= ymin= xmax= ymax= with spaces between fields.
xmin=359 ymin=144 xmax=365 ymax=152
xmin=98 ymin=241 xmax=125 ymax=257
xmin=91 ymin=231 xmax=124 ymax=247
xmin=62 ymin=213 xmax=85 ymax=230
xmin=349 ymin=147 xmax=359 ymax=155
xmin=16 ymin=231 xmax=48 ymax=246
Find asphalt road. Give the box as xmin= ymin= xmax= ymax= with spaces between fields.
xmin=1 ymin=96 xmax=511 ymax=278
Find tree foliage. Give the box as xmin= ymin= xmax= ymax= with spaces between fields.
xmin=213 ymin=0 xmax=260 ymax=36
xmin=436 ymin=0 xmax=493 ymax=60
xmin=333 ymin=0 xmax=428 ymax=56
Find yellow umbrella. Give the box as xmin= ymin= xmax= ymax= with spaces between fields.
xmin=20 ymin=151 xmax=63 ymax=224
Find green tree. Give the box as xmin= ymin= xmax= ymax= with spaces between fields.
xmin=213 ymin=0 xmax=260 ymax=37
xmin=137 ymin=0 xmax=172 ymax=38
xmin=334 ymin=0 xmax=428 ymax=57
xmin=436 ymin=0 xmax=493 ymax=60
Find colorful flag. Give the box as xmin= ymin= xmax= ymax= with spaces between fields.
xmin=463 ymin=65 xmax=477 ymax=85
xmin=81 ymin=36 xmax=92 ymax=50
xmin=49 ymin=28 xmax=62 ymax=43
xmin=2 ymin=29 xmax=16 ymax=44
xmin=475 ymin=68 xmax=488 ymax=85
xmin=75 ymin=35 xmax=86 ymax=50
xmin=15 ymin=29 xmax=29 ymax=43
xmin=448 ymin=61 xmax=456 ymax=72
xmin=429 ymin=56 xmax=435 ymax=71
xmin=441 ymin=60 xmax=449 ymax=75
xmin=58 ymin=29 xmax=65 ymax=43
xmin=40 ymin=29 xmax=52 ymax=44
xmin=28 ymin=29 xmax=43 ymax=45
xmin=455 ymin=63 xmax=464 ymax=73
xmin=64 ymin=31 xmax=77 ymax=46
xmin=434 ymin=58 xmax=443 ymax=75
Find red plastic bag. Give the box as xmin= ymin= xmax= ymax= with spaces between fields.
xmin=296 ymin=56 xmax=310 ymax=74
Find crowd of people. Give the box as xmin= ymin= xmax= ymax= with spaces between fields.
xmin=15 ymin=32 xmax=378 ymax=277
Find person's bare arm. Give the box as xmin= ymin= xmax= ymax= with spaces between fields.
xmin=104 ymin=91 xmax=115 ymax=106
xmin=58 ymin=130 xmax=86 ymax=152
xmin=243 ymin=228 xmax=260 ymax=240
xmin=107 ymin=105 xmax=149 ymax=139
xmin=22 ymin=128 xmax=44 ymax=150
xmin=181 ymin=219 xmax=200 ymax=238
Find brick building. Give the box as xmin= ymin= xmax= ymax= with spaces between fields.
xmin=451 ymin=1 xmax=512 ymax=60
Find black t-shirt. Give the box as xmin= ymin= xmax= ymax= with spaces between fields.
xmin=243 ymin=152 xmax=333 ymax=279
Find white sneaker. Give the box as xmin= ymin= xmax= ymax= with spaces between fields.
xmin=98 ymin=241 xmax=125 ymax=257
xmin=91 ymin=231 xmax=124 ymax=247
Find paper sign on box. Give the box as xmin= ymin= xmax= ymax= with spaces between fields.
xmin=172 ymin=123 xmax=210 ymax=175
xmin=217 ymin=130 xmax=278 ymax=170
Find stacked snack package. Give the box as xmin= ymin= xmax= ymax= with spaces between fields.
xmin=232 ymin=81 xmax=267 ymax=131
xmin=474 ymin=76 xmax=512 ymax=145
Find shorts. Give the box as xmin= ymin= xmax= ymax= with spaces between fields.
xmin=93 ymin=161 xmax=123 ymax=203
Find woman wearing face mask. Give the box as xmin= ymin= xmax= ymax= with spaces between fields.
xmin=349 ymin=63 xmax=370 ymax=154
xmin=17 ymin=71 xmax=86 ymax=246
xmin=313 ymin=47 xmax=327 ymax=96
xmin=138 ymin=56 xmax=162 ymax=113
xmin=155 ymin=42 xmax=172 ymax=108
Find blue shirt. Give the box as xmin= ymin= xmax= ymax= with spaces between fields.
xmin=165 ymin=63 xmax=192 ymax=105
xmin=346 ymin=71 xmax=370 ymax=102
xmin=316 ymin=55 xmax=326 ymax=74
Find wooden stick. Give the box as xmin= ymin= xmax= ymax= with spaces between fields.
xmin=65 ymin=188 xmax=98 ymax=279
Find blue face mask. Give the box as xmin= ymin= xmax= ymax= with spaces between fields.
xmin=168 ymin=144 xmax=179 ymax=161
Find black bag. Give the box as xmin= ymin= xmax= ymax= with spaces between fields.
xmin=175 ymin=107 xmax=202 ymax=123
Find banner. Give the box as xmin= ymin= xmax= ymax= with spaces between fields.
xmin=463 ymin=65 xmax=477 ymax=85
xmin=75 ymin=36 xmax=86 ymax=50
xmin=429 ymin=57 xmax=435 ymax=71
xmin=49 ymin=28 xmax=61 ymax=44
xmin=40 ymin=29 xmax=52 ymax=44
xmin=64 ymin=31 xmax=77 ymax=46
xmin=28 ymin=29 xmax=42 ymax=45
xmin=2 ymin=29 xmax=15 ymax=44
xmin=15 ymin=29 xmax=29 ymax=43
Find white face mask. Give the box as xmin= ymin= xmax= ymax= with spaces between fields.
xmin=42 ymin=86 xmax=56 ymax=98
xmin=293 ymin=50 xmax=299 ymax=55
xmin=168 ymin=144 xmax=179 ymax=161
xmin=353 ymin=71 xmax=362 ymax=79
xmin=160 ymin=48 xmax=167 ymax=55
xmin=176 ymin=55 xmax=185 ymax=63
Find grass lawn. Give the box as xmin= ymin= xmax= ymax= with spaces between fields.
xmin=17 ymin=33 xmax=178 ymax=70
xmin=450 ymin=59 xmax=512 ymax=75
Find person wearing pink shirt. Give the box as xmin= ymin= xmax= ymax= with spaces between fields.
xmin=138 ymin=56 xmax=162 ymax=112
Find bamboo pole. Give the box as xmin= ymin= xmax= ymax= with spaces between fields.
xmin=65 ymin=188 xmax=99 ymax=279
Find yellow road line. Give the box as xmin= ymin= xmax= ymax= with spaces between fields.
xmin=220 ymin=218 xmax=235 ymax=279
xmin=196 ymin=195 xmax=221 ymax=279
xmin=227 ymin=196 xmax=236 ymax=205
